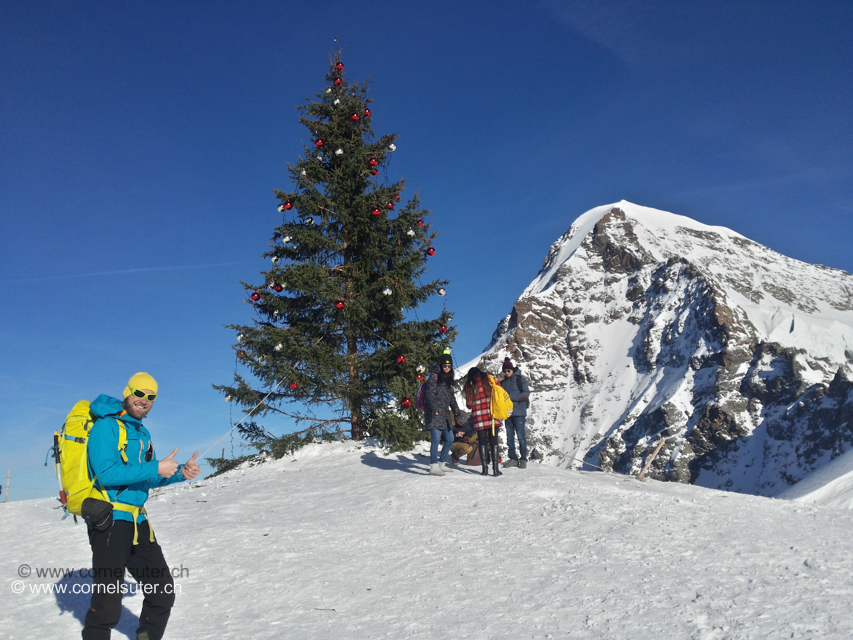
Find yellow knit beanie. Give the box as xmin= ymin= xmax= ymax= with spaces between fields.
xmin=123 ymin=372 xmax=159 ymax=398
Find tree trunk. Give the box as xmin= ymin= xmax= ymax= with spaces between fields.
xmin=348 ymin=339 xmax=364 ymax=440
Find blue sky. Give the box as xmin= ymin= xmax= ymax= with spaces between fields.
xmin=2 ymin=1 xmax=852 ymax=500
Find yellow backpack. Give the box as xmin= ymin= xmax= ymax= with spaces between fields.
xmin=488 ymin=375 xmax=513 ymax=421
xmin=53 ymin=400 xmax=128 ymax=517
xmin=51 ymin=400 xmax=154 ymax=545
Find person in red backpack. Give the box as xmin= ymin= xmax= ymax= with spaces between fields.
xmin=423 ymin=352 xmax=461 ymax=476
xmin=463 ymin=367 xmax=502 ymax=477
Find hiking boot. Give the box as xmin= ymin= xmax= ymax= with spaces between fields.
xmin=429 ymin=463 xmax=445 ymax=476
xmin=519 ymin=459 xmax=527 ymax=469
xmin=439 ymin=462 xmax=455 ymax=473
xmin=451 ymin=453 xmax=460 ymax=464
xmin=502 ymin=459 xmax=519 ymax=468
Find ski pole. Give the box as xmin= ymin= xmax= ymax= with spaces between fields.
xmin=48 ymin=432 xmax=67 ymax=505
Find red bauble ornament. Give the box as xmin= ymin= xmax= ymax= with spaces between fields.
xmin=396 ymin=354 xmax=407 ymax=364
xmin=440 ymin=324 xmax=448 ymax=333
xmin=351 ymin=113 xmax=360 ymax=121
xmin=251 ymin=291 xmax=261 ymax=301
xmin=274 ymin=284 xmax=283 ymax=292
xmin=315 ymin=139 xmax=324 ymax=147
xmin=417 ymin=373 xmax=424 ymax=382
xmin=395 ymin=194 xmax=400 ymax=201
xmin=387 ymin=202 xmax=394 ymax=210
xmin=417 ymin=219 xmax=425 ymax=227
xmin=284 ymin=201 xmax=293 ymax=210
xmin=289 ymin=381 xmax=298 ymax=390
xmin=237 ymin=350 xmax=246 ymax=359
xmin=335 ymin=300 xmax=345 ymax=309
xmin=401 ymin=397 xmax=412 ymax=409
xmin=369 ymin=158 xmax=378 ymax=167
xmin=370 ymin=169 xmax=378 ymax=176
xmin=371 ymin=207 xmax=381 ymax=217
xmin=426 ymin=247 xmax=436 ymax=256
xmin=334 ymin=78 xmax=342 ymax=86
xmin=364 ymin=109 xmax=371 ymax=117
xmin=336 ymin=62 xmax=344 ymax=71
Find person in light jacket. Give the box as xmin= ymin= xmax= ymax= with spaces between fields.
xmin=500 ymin=357 xmax=531 ymax=469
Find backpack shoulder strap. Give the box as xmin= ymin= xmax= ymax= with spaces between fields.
xmin=115 ymin=419 xmax=128 ymax=463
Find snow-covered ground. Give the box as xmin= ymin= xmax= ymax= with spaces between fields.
xmin=3 ymin=441 xmax=853 ymax=639
xmin=780 ymin=448 xmax=853 ymax=509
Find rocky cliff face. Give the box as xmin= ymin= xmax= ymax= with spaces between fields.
xmin=476 ymin=201 xmax=853 ymax=496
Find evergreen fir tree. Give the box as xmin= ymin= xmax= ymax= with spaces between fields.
xmin=214 ymin=48 xmax=456 ymax=450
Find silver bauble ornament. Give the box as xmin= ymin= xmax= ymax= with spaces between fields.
xmin=382 ymin=288 xmax=392 ymax=296
xmin=438 ymin=288 xmax=446 ymax=296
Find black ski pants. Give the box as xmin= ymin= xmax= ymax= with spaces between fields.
xmin=82 ymin=519 xmax=175 ymax=640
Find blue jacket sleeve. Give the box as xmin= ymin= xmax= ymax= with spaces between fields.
xmin=89 ymin=418 xmax=160 ymax=487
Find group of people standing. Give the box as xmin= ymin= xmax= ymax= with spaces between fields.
xmin=423 ymin=354 xmax=530 ymax=477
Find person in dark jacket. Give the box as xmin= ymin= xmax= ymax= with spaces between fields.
xmin=423 ymin=351 xmax=461 ymax=476
xmin=499 ymin=357 xmax=531 ymax=469
xmin=449 ymin=412 xmax=477 ymax=464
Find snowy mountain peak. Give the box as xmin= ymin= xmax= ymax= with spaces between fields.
xmin=478 ymin=202 xmax=853 ymax=496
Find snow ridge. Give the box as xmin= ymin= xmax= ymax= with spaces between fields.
xmin=4 ymin=442 xmax=853 ymax=638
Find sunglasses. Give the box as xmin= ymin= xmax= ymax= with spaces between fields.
xmin=129 ymin=387 xmax=157 ymax=401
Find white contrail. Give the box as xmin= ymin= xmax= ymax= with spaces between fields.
xmin=7 ymin=261 xmax=257 ymax=283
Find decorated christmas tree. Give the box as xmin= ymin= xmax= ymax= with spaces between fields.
xmin=214 ymin=48 xmax=455 ymax=451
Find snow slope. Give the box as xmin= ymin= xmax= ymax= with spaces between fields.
xmin=3 ymin=441 xmax=853 ymax=639
xmin=779 ymin=448 xmax=853 ymax=508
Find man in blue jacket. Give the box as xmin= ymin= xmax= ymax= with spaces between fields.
xmin=499 ymin=358 xmax=531 ymax=469
xmin=83 ymin=372 xmax=200 ymax=640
